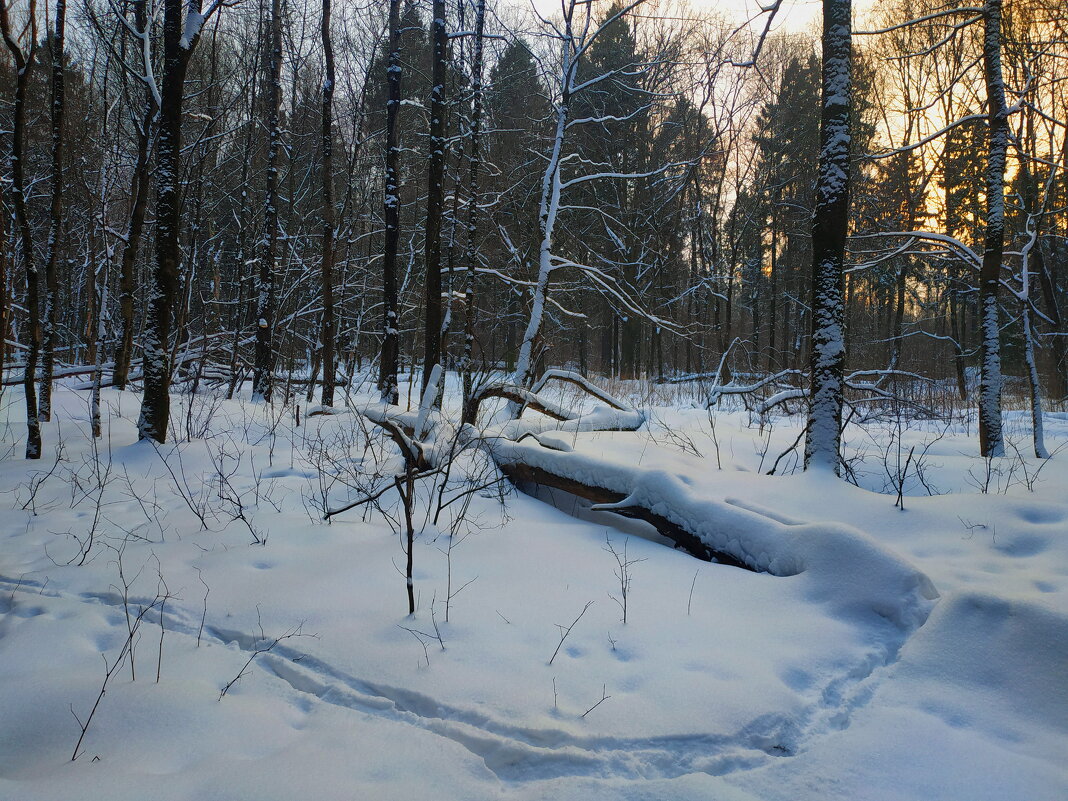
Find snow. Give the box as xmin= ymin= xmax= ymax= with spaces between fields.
xmin=1 ymin=380 xmax=1066 ymax=800
xmin=179 ymin=12 xmax=205 ymax=51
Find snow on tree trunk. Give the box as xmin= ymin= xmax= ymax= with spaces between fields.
xmin=2 ymin=8 xmax=43 ymax=458
xmin=252 ymin=0 xmax=282 ymax=404
xmin=977 ymin=0 xmax=1007 ymax=458
xmin=421 ymin=0 xmax=448 ymax=395
xmin=514 ymin=67 xmax=569 ymax=393
xmin=39 ymin=0 xmax=66 ymax=424
xmin=804 ymin=0 xmax=852 ymax=473
xmin=1019 ymin=225 xmax=1049 ymax=459
xmin=319 ymin=0 xmax=337 ymax=408
xmin=138 ymin=0 xmax=202 ymax=442
xmin=114 ymin=56 xmax=154 ymax=392
xmin=378 ymin=0 xmax=402 ymax=406
xmin=460 ymin=0 xmax=486 ymax=426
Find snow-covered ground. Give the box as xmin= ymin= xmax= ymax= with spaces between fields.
xmin=1 ymin=380 xmax=1065 ymax=800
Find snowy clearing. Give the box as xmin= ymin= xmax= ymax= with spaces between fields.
xmin=1 ymin=381 xmax=1066 ymax=801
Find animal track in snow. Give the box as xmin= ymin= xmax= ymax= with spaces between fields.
xmin=0 ymin=572 xmax=913 ymax=783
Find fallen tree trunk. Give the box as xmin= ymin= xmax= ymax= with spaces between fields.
xmin=488 ymin=436 xmax=938 ymax=638
xmin=500 ymin=460 xmax=752 ymax=570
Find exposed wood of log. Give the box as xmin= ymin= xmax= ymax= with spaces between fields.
xmin=499 ymin=460 xmax=754 ymax=572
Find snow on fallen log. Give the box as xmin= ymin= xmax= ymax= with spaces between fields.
xmin=483 ymin=404 xmax=645 ymax=441
xmin=490 ymin=438 xmax=938 ymax=632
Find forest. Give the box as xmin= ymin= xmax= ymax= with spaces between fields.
xmin=0 ymin=0 xmax=1066 ymax=799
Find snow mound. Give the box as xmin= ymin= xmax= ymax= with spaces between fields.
xmin=493 ymin=441 xmax=938 ymax=632
xmin=887 ymin=591 xmax=1068 ymax=756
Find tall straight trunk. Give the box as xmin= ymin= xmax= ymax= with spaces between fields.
xmin=889 ymin=257 xmax=908 ymax=371
xmin=226 ymin=70 xmax=260 ymax=400
xmin=115 ymin=0 xmax=157 ymax=391
xmin=1015 ymin=115 xmax=1051 ymax=458
xmin=460 ymin=0 xmax=487 ymax=425
xmin=1 ymin=5 xmax=42 ymax=458
xmin=38 ymin=0 xmax=66 ymax=421
xmin=1021 ymin=289 xmax=1047 ymax=458
xmin=1035 ymin=241 xmax=1067 ymax=400
xmin=949 ymin=279 xmax=968 ymax=399
xmin=0 ymin=191 xmax=6 ymax=395
xmin=1044 ymin=124 xmax=1068 ymax=399
xmin=252 ymin=0 xmax=282 ymax=403
xmin=138 ymin=0 xmax=203 ymax=442
xmin=767 ymin=203 xmax=778 ymax=372
xmin=318 ymin=0 xmax=337 ymax=407
xmin=39 ymin=0 xmax=66 ymax=423
xmin=91 ymin=258 xmax=110 ymax=439
xmin=977 ymin=0 xmax=1007 ymax=458
xmin=804 ymin=0 xmax=852 ymax=473
xmin=378 ymin=0 xmax=402 ymax=405
xmin=114 ymin=108 xmax=155 ymax=389
xmin=421 ymin=0 xmax=447 ymax=394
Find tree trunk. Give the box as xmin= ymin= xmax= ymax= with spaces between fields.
xmin=138 ymin=0 xmax=201 ymax=442
xmin=804 ymin=0 xmax=852 ymax=472
xmin=319 ymin=0 xmax=337 ymax=408
xmin=421 ymin=0 xmax=447 ymax=394
xmin=378 ymin=0 xmax=402 ymax=405
xmin=39 ymin=0 xmax=66 ymax=423
xmin=1 ymin=8 xmax=42 ymax=458
xmin=252 ymin=0 xmax=282 ymax=403
xmin=515 ymin=58 xmax=570 ymax=391
xmin=977 ymin=0 xmax=1007 ymax=458
xmin=460 ymin=0 xmax=487 ymax=425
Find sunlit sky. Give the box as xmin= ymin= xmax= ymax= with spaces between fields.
xmin=521 ymin=0 xmax=822 ymax=33
xmin=521 ymin=0 xmax=878 ymax=37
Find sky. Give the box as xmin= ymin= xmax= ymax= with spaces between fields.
xmin=519 ymin=0 xmax=885 ymax=39
xmin=521 ymin=0 xmax=825 ymax=34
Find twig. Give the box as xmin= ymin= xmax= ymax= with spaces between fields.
xmin=687 ymin=570 xmax=699 ymax=616
xmin=581 ymin=684 xmax=611 ymax=718
xmin=548 ymin=600 xmax=594 ymax=666
xmin=219 ymin=623 xmax=308 ymax=700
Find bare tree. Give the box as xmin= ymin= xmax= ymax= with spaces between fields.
xmin=138 ymin=0 xmax=221 ymax=442
xmin=378 ymin=0 xmax=402 ymax=405
xmin=513 ymin=0 xmax=677 ymax=393
xmin=252 ymin=0 xmax=283 ymax=403
xmin=804 ymin=0 xmax=853 ymax=472
xmin=38 ymin=0 xmax=67 ymax=423
xmin=421 ymin=0 xmax=448 ymax=394
xmin=460 ymin=0 xmax=487 ymax=425
xmin=319 ymin=0 xmax=337 ymax=407
xmin=110 ymin=0 xmax=159 ymax=392
xmin=1 ymin=0 xmax=42 ymax=458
